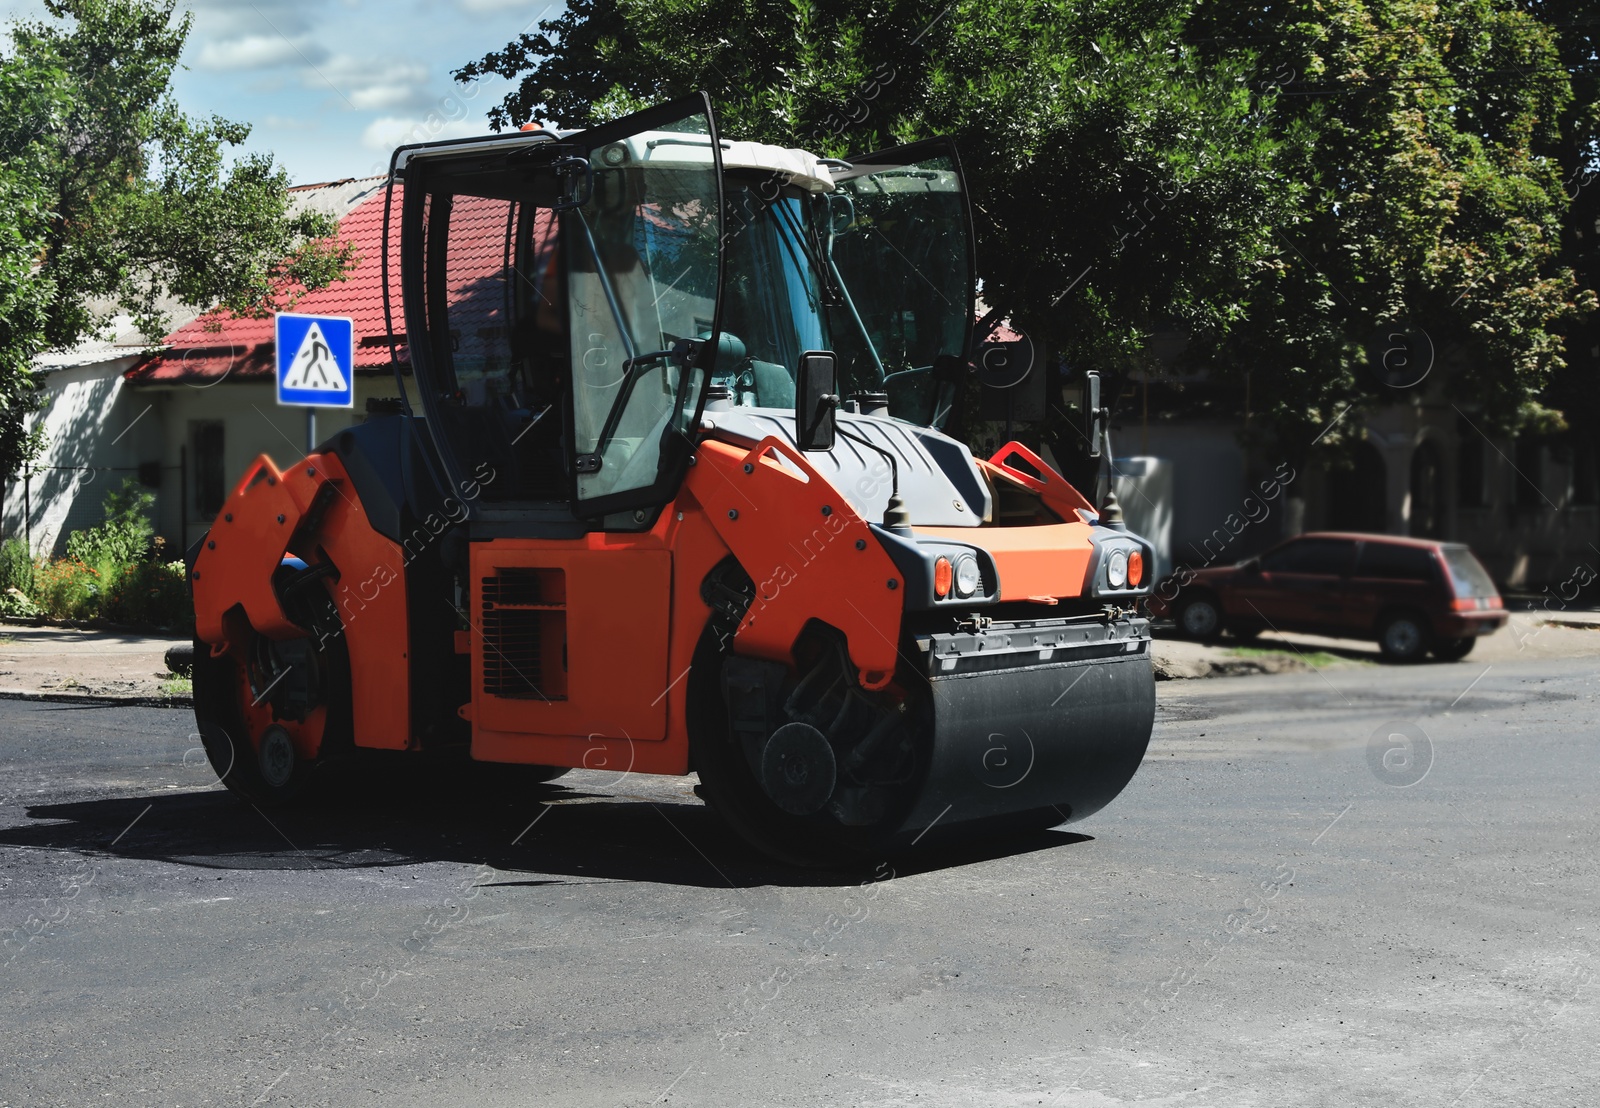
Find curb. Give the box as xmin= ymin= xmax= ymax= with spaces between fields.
xmin=0 ymin=689 xmax=192 ymax=710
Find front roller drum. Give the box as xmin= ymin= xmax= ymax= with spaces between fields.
xmin=893 ymin=618 xmax=1156 ymax=839
xmin=693 ymin=614 xmax=1155 ymax=865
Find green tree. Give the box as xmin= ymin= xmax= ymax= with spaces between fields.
xmin=1184 ymin=0 xmax=1596 ymax=463
xmin=459 ymin=0 xmax=1594 ymax=460
xmin=457 ymin=0 xmax=1296 ymax=375
xmin=1526 ymin=0 xmax=1600 ymax=502
xmin=0 ymin=0 xmax=355 ymax=477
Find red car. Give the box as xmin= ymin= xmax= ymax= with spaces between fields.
xmin=1148 ymin=532 xmax=1507 ymax=661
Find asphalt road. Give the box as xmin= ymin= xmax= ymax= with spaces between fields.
xmin=1 ymin=657 xmax=1595 ymax=1108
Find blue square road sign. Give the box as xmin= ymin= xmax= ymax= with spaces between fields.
xmin=276 ymin=313 xmax=355 ymax=408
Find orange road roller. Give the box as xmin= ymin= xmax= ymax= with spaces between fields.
xmin=189 ymin=94 xmax=1156 ymax=865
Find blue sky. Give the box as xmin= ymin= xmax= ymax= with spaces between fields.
xmin=2 ymin=0 xmax=565 ymax=184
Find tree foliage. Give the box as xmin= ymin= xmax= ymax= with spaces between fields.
xmin=458 ymin=0 xmax=1596 ymax=454
xmin=0 ymin=0 xmax=356 ymax=477
xmin=1526 ymin=0 xmax=1600 ymax=450
xmin=457 ymin=0 xmax=1296 ymax=368
xmin=1186 ymin=0 xmax=1597 ymax=455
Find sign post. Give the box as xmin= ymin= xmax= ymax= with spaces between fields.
xmin=275 ymin=312 xmax=355 ymax=451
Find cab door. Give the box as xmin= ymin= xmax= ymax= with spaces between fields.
xmin=563 ymin=94 xmax=727 ymax=519
xmin=477 ymin=96 xmax=725 ymax=751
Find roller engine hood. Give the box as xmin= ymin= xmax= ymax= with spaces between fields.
xmin=701 ymin=408 xmax=993 ymax=528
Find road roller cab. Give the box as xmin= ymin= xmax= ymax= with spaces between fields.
xmin=189 ymin=94 xmax=1158 ymax=865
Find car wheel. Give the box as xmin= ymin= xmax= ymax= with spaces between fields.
xmin=1377 ymin=612 xmax=1430 ymax=662
xmin=1431 ymin=636 xmax=1476 ymax=662
xmin=1175 ymin=595 xmax=1223 ymax=640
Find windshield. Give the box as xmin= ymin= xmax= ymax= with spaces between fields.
xmin=714 ymin=181 xmax=829 ymax=409
xmin=713 ymin=157 xmax=971 ymax=428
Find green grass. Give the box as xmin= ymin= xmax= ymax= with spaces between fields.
xmin=160 ymin=675 xmax=193 ymax=698
xmin=1226 ymin=646 xmax=1371 ymax=668
xmin=0 ymin=634 xmax=13 ymax=646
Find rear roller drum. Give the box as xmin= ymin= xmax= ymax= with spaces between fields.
xmin=191 ymin=580 xmax=353 ymax=805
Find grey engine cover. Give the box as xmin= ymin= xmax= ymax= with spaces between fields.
xmin=703 ymin=409 xmax=991 ymax=528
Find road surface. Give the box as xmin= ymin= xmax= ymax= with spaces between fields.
xmin=1 ymin=657 xmax=1595 ymax=1107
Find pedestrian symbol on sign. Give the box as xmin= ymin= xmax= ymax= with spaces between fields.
xmin=282 ymin=321 xmax=348 ymax=392
xmin=275 ymin=312 xmax=354 ymax=410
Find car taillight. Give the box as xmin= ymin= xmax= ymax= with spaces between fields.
xmin=1487 ymin=595 xmax=1503 ymax=610
xmin=934 ymin=556 xmax=953 ymax=599
xmin=1451 ymin=598 xmax=1475 ymax=612
xmin=1452 ymin=597 xmax=1502 ymax=612
xmin=1128 ymin=550 xmax=1144 ymax=587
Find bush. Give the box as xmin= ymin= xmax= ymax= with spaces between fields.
xmin=12 ymin=480 xmax=185 ymax=628
xmin=65 ymin=479 xmax=155 ymax=569
xmin=0 ymin=537 xmax=32 ymax=596
xmin=1 ymin=586 xmax=40 ymax=620
xmin=30 ymin=557 xmax=104 ymax=620
xmin=103 ymin=560 xmax=190 ymax=630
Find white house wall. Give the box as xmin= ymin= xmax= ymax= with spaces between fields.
xmin=0 ymin=356 xmax=164 ymax=556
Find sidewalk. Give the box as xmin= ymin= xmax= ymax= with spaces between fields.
xmin=0 ymin=622 xmax=190 ymax=703
xmin=3 ymin=608 xmax=1598 ymax=704
xmin=1153 ymin=606 xmax=1600 ymax=678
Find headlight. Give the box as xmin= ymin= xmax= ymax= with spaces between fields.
xmin=953 ymin=555 xmax=981 ymax=598
xmin=1108 ymin=549 xmax=1129 ymax=589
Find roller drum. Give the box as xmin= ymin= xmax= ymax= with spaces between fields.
xmin=895 ymin=615 xmax=1155 ymax=838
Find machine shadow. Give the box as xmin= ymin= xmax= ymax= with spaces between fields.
xmin=0 ymin=770 xmax=1095 ymax=889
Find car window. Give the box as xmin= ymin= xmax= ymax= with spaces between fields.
xmin=1259 ymin=538 xmax=1356 ymax=575
xmin=1354 ymin=542 xmax=1438 ymax=582
xmin=1440 ymin=545 xmax=1497 ymax=597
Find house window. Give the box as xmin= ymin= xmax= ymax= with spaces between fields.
xmin=191 ymin=421 xmax=225 ymax=518
xmin=1457 ymin=434 xmax=1485 ymax=507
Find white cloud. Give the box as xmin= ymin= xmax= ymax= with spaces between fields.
xmin=361 ymin=115 xmax=483 ymax=152
xmin=346 ymin=84 xmax=420 ymax=110
xmin=197 ymin=33 xmax=325 ymax=70
xmin=187 ymin=0 xmax=320 ymax=38
xmin=315 ymin=54 xmax=430 ymax=112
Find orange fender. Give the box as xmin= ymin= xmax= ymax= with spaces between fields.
xmin=687 ymin=436 xmax=904 ymax=689
xmin=191 ymin=451 xmax=411 ymax=752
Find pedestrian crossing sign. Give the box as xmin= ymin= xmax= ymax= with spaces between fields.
xmin=275 ymin=312 xmax=354 ymax=408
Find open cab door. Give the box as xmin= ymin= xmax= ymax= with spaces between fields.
xmin=826 ymin=138 xmax=976 ymax=426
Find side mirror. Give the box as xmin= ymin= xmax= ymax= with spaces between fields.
xmin=796 ymin=350 xmax=838 ymax=451
xmin=1084 ymin=371 xmax=1104 ymax=459
xmin=1241 ymin=557 xmax=1262 ymax=575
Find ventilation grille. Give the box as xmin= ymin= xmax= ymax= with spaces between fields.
xmin=482 ymin=568 xmax=550 ymax=608
xmin=480 ymin=568 xmax=566 ymax=700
